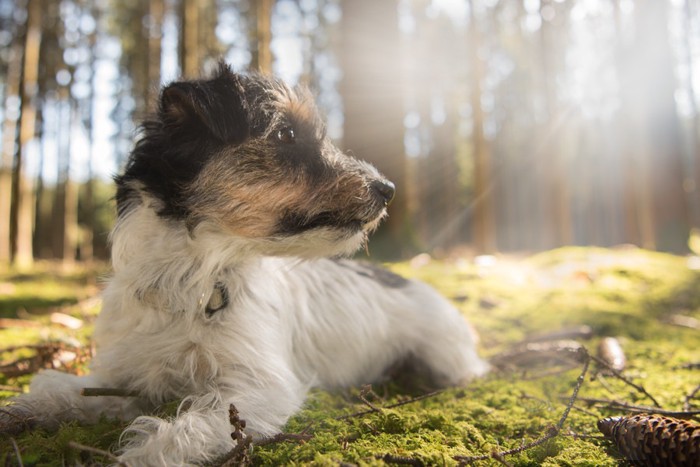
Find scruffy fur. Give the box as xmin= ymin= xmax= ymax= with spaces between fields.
xmin=1 ymin=64 xmax=488 ymax=465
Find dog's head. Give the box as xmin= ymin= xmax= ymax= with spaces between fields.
xmin=116 ymin=63 xmax=394 ymax=257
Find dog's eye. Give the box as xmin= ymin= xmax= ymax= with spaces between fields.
xmin=276 ymin=127 xmax=296 ymax=144
xmin=205 ymin=283 xmax=229 ymax=318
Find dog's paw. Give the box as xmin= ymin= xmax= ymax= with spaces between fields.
xmin=117 ymin=411 xmax=236 ymax=466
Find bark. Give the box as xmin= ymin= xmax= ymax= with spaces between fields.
xmin=0 ymin=41 xmax=23 ymax=264
xmin=147 ymin=0 xmax=164 ymax=111
xmin=467 ymin=0 xmax=496 ymax=253
xmin=13 ymin=0 xmax=42 ymax=269
xmin=179 ymin=0 xmax=200 ymax=78
xmin=251 ymin=0 xmax=273 ymax=74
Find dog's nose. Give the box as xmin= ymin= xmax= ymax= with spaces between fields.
xmin=371 ymin=180 xmax=396 ymax=206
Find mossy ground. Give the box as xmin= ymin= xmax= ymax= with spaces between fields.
xmin=1 ymin=247 xmax=699 ymax=466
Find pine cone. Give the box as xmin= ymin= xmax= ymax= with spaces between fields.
xmin=598 ymin=414 xmax=700 ymax=466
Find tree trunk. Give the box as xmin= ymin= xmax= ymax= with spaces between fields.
xmin=618 ymin=0 xmax=688 ymax=253
xmin=251 ymin=0 xmax=273 ymax=74
xmin=179 ymin=0 xmax=200 ymax=78
xmin=0 ymin=41 xmax=23 ymax=265
xmin=61 ymin=102 xmax=80 ymax=268
xmin=339 ymin=0 xmax=409 ymax=258
xmin=13 ymin=0 xmax=42 ymax=269
xmin=467 ymin=0 xmax=496 ymax=253
xmin=539 ymin=0 xmax=571 ymax=248
xmin=684 ymin=0 xmax=700 ymax=229
xmin=147 ymin=0 xmax=164 ymax=111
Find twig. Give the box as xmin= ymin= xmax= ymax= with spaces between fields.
xmin=684 ymin=383 xmax=700 ymax=412
xmin=0 ymin=343 xmax=77 ymax=354
xmin=0 ymin=385 xmax=23 ymax=393
xmin=570 ymin=396 xmax=700 ymax=418
xmin=80 ymin=387 xmax=141 ymax=397
xmin=569 ymin=403 xmax=600 ymax=418
xmin=588 ymin=354 xmax=661 ymax=407
xmin=378 ymin=453 xmax=425 ymax=466
xmin=67 ymin=441 xmax=128 ymax=466
xmin=454 ymin=349 xmax=590 ymax=465
xmin=521 ymin=326 xmax=593 ymax=344
xmin=491 ymin=452 xmax=514 ymax=467
xmin=254 ymin=432 xmax=314 ymax=447
xmin=358 ymin=384 xmax=383 ymax=414
xmin=217 ymin=436 xmax=253 ymax=467
xmin=10 ymin=437 xmax=23 ymax=467
xmin=336 ymin=390 xmax=444 ymax=421
xmin=214 ymin=404 xmax=254 ymax=467
xmin=0 ymin=318 xmax=41 ymax=329
xmin=674 ymin=362 xmax=700 ymax=370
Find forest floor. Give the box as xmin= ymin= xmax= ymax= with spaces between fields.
xmin=1 ymin=247 xmax=699 ymax=466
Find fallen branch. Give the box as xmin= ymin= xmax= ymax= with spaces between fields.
xmin=0 ymin=318 xmax=41 ymax=329
xmin=337 ymin=389 xmax=444 ymax=421
xmin=377 ymin=453 xmax=425 ymax=466
xmin=454 ymin=347 xmax=590 ymax=465
xmin=0 ymin=343 xmax=84 ymax=378
xmin=10 ymin=437 xmax=23 ymax=467
xmin=358 ymin=384 xmax=383 ymax=414
xmin=0 ymin=384 xmax=23 ymax=393
xmin=217 ymin=436 xmax=253 ymax=467
xmin=67 ymin=441 xmax=128 ymax=466
xmin=684 ymin=383 xmax=700 ymax=412
xmin=255 ymin=432 xmax=314 ymax=447
xmin=572 ymin=396 xmax=700 ymax=418
xmin=588 ymin=354 xmax=660 ymax=408
xmin=80 ymin=387 xmax=141 ymax=397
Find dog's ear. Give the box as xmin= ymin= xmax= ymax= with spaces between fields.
xmin=160 ymin=64 xmax=250 ymax=144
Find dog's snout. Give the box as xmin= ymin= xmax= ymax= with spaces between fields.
xmin=371 ymin=180 xmax=396 ymax=206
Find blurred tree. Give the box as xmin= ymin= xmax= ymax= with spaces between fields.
xmin=538 ymin=0 xmax=572 ymax=248
xmin=0 ymin=9 xmax=23 ymax=265
xmin=467 ymin=0 xmax=495 ymax=254
xmin=180 ymin=0 xmax=199 ymax=77
xmin=339 ymin=0 xmax=409 ymax=258
xmin=405 ymin=7 xmax=464 ymax=251
xmin=12 ymin=0 xmax=42 ymax=268
xmin=80 ymin=0 xmax=101 ymax=263
xmin=250 ymin=0 xmax=272 ymax=73
xmin=620 ymin=0 xmax=689 ymax=253
xmin=109 ymin=0 xmax=149 ymax=167
xmin=33 ymin=0 xmax=56 ymax=260
xmin=147 ymin=0 xmax=164 ymax=111
xmin=682 ymin=0 xmax=700 ymax=229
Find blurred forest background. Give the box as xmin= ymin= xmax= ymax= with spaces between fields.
xmin=1 ymin=0 xmax=699 ymax=266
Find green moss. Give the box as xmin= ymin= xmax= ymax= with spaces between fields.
xmin=2 ymin=248 xmax=700 ymax=465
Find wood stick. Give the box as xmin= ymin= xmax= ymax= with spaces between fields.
xmin=80 ymin=387 xmax=140 ymax=397
xmin=67 ymin=441 xmax=128 ymax=466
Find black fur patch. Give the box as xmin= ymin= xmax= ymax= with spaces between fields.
xmin=333 ymin=259 xmax=409 ymax=288
xmin=115 ymin=64 xmax=251 ymax=219
xmin=278 ymin=211 xmax=362 ymax=235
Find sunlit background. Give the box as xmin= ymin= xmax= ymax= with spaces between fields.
xmin=1 ymin=0 xmax=699 ymax=265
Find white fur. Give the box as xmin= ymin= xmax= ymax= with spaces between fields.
xmin=3 ymin=197 xmax=488 ymax=466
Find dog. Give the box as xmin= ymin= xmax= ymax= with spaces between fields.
xmin=1 ymin=63 xmax=489 ymax=465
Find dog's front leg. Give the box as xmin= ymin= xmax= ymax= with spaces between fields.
xmin=0 ymin=370 xmax=144 ymax=435
xmin=117 ymin=379 xmax=306 ymax=466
